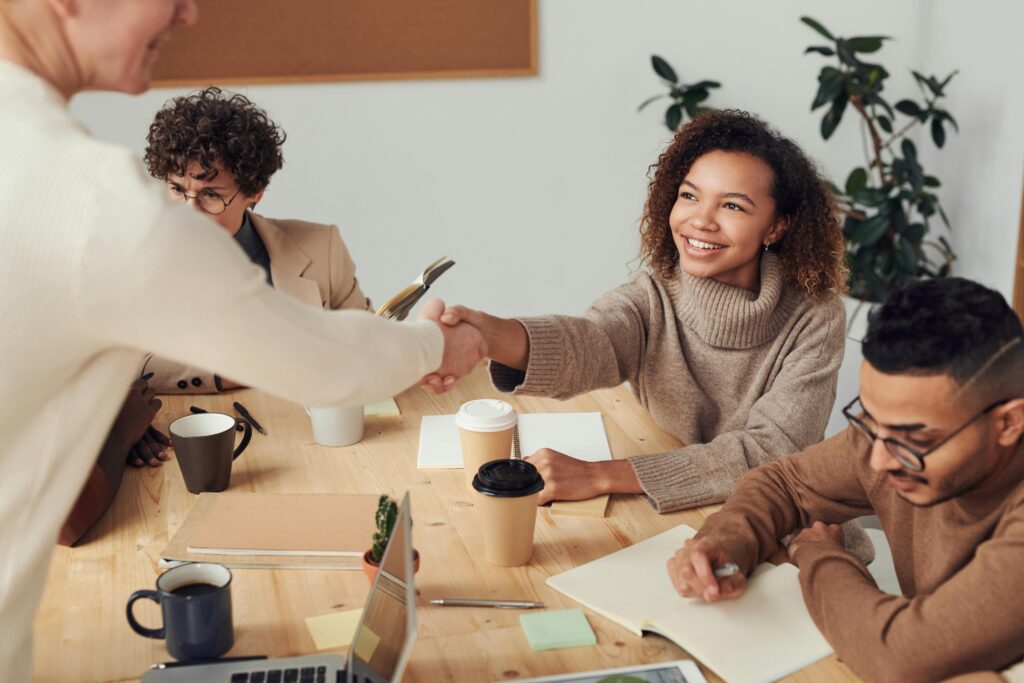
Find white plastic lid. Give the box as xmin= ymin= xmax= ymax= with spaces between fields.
xmin=455 ymin=399 xmax=517 ymax=432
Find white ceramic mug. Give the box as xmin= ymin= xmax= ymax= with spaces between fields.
xmin=305 ymin=404 xmax=364 ymax=447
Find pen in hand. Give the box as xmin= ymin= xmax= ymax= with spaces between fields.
xmin=233 ymin=401 xmax=266 ymax=435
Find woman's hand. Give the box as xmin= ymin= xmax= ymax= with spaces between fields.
xmin=128 ymin=426 xmax=172 ymax=468
xmin=524 ymin=448 xmax=641 ymax=505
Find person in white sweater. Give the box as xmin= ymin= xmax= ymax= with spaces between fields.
xmin=0 ymin=1 xmax=484 ymax=680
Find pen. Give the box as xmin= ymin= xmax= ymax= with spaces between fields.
xmin=713 ymin=562 xmax=741 ymax=579
xmin=430 ymin=598 xmax=545 ymax=609
xmin=233 ymin=401 xmax=266 ymax=435
xmin=152 ymin=655 xmax=267 ymax=669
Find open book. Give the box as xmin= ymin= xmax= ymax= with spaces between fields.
xmin=375 ymin=256 xmax=455 ymax=321
xmin=547 ymin=524 xmax=833 ymax=683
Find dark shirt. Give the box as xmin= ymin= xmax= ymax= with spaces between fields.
xmin=233 ymin=212 xmax=272 ymax=285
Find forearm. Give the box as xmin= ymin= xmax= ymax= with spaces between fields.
xmin=58 ymin=433 xmax=129 ymax=546
xmin=475 ymin=313 xmax=529 ymax=370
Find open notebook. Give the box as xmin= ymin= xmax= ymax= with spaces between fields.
xmin=547 ymin=524 xmax=833 ymax=683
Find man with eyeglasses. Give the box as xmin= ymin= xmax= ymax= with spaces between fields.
xmin=666 ymin=277 xmax=1024 ymax=682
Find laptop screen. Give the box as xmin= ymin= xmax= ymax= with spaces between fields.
xmin=348 ymin=492 xmax=416 ymax=683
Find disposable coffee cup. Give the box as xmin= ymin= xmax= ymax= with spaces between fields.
xmin=472 ymin=459 xmax=544 ymax=566
xmin=305 ymin=404 xmax=364 ymax=447
xmin=456 ymin=400 xmax=517 ymax=489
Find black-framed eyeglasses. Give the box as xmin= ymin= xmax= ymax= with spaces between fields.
xmin=842 ymin=395 xmax=1009 ymax=472
xmin=167 ymin=183 xmax=241 ymax=216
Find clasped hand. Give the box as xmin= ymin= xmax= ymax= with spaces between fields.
xmin=416 ymin=299 xmax=488 ymax=393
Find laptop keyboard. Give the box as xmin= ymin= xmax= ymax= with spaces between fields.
xmin=229 ymin=666 xmax=332 ymax=683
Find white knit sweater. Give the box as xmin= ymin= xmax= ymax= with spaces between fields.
xmin=0 ymin=60 xmax=443 ymax=680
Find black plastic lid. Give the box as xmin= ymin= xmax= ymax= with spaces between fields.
xmin=472 ymin=459 xmax=544 ymax=497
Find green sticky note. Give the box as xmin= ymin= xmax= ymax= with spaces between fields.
xmin=519 ymin=608 xmax=597 ymax=652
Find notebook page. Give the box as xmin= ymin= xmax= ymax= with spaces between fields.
xmin=546 ymin=525 xmax=698 ymax=634
xmin=417 ymin=413 xmax=611 ymax=468
xmin=649 ymin=563 xmax=832 ymax=683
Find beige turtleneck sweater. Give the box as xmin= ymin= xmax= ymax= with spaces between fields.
xmin=697 ymin=428 xmax=1024 ymax=683
xmin=490 ymin=253 xmax=846 ymax=512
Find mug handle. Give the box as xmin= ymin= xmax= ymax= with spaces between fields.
xmin=232 ymin=419 xmax=252 ymax=460
xmin=126 ymin=589 xmax=165 ymax=639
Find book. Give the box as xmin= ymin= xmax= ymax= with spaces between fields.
xmin=185 ymin=493 xmax=380 ymax=557
xmin=546 ymin=524 xmax=833 ymax=683
xmin=417 ymin=412 xmax=613 ymax=517
xmin=375 ymin=256 xmax=455 ymax=321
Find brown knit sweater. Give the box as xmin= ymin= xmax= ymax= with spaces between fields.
xmin=697 ymin=428 xmax=1024 ymax=683
xmin=489 ymin=253 xmax=846 ymax=512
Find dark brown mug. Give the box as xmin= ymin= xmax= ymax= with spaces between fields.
xmin=169 ymin=412 xmax=251 ymax=493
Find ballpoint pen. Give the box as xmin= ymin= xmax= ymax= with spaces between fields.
xmin=713 ymin=562 xmax=741 ymax=579
xmin=233 ymin=401 xmax=266 ymax=435
xmin=430 ymin=598 xmax=545 ymax=609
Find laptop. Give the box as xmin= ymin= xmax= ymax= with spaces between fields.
xmin=142 ymin=492 xmax=417 ymax=683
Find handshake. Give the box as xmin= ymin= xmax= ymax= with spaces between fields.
xmin=417 ymin=299 xmax=523 ymax=394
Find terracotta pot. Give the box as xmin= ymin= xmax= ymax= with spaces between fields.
xmin=361 ymin=548 xmax=420 ymax=583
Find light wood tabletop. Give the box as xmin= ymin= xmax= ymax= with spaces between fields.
xmin=32 ymin=364 xmax=860 ymax=683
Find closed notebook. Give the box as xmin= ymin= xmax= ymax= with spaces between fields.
xmin=546 ymin=524 xmax=833 ymax=683
xmin=187 ymin=493 xmax=379 ymax=557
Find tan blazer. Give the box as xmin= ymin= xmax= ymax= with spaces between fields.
xmin=145 ymin=213 xmax=371 ymax=393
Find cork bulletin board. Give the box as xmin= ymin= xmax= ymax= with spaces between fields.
xmin=152 ymin=0 xmax=537 ymax=86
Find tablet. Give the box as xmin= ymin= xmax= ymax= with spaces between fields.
xmin=510 ymin=659 xmax=708 ymax=683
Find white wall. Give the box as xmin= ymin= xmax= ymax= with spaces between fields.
xmin=70 ymin=0 xmax=1023 ymax=318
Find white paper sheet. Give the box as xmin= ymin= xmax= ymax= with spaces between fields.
xmin=417 ymin=412 xmax=612 ymax=469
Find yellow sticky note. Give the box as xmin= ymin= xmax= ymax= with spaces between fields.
xmin=305 ymin=609 xmax=364 ymax=651
xmin=353 ymin=625 xmax=381 ymax=662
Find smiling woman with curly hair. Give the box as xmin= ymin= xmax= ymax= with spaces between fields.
xmin=437 ymin=110 xmax=860 ymax=537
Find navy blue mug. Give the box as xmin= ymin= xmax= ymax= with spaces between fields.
xmin=127 ymin=562 xmax=234 ymax=660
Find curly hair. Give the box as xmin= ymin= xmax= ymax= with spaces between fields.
xmin=639 ymin=109 xmax=847 ymax=297
xmin=144 ymin=87 xmax=285 ymax=197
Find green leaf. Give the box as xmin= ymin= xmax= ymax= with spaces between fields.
xmin=800 ymin=16 xmax=835 ymax=41
xmin=805 ymin=46 xmax=835 ymax=56
xmin=651 ymin=55 xmax=678 ymax=84
xmin=686 ymin=87 xmax=711 ymax=104
xmin=820 ymin=95 xmax=848 ymax=140
xmin=866 ymin=93 xmax=894 ymax=119
xmin=848 ymin=36 xmax=889 ymax=53
xmin=836 ymin=39 xmax=858 ymax=66
xmin=845 ymin=167 xmax=869 ymax=196
xmin=877 ymin=114 xmax=893 ymax=133
xmin=681 ymin=96 xmax=699 ymax=119
xmin=895 ymin=99 xmax=922 ymax=117
xmin=850 ymin=213 xmax=890 ymax=245
xmin=938 ymin=205 xmax=951 ymax=229
xmin=901 ymin=138 xmax=918 ymax=161
xmin=689 ymin=80 xmax=721 ymax=90
xmin=812 ymin=69 xmax=845 ymax=109
xmin=923 ymin=175 xmax=941 ymax=188
xmin=637 ymin=93 xmax=667 ymax=112
xmin=939 ymin=235 xmax=954 ymax=254
xmin=936 ymin=109 xmax=959 ymax=132
xmin=665 ymin=103 xmax=682 ymax=131
xmin=895 ymin=239 xmax=920 ymax=274
xmin=904 ymin=222 xmax=926 ymax=243
xmin=931 ymin=118 xmax=946 ymax=147
xmin=853 ymin=187 xmax=890 ymax=207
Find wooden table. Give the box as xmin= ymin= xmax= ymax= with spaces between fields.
xmin=33 ymin=365 xmax=859 ymax=683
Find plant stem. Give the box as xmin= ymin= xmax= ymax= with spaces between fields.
xmin=849 ymin=95 xmax=886 ymax=186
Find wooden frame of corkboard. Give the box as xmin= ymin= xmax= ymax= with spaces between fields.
xmin=1015 ymin=182 xmax=1024 ymax=319
xmin=152 ymin=0 xmax=537 ymax=87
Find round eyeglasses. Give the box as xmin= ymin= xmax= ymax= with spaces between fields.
xmin=167 ymin=183 xmax=241 ymax=216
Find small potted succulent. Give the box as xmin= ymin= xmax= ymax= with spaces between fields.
xmin=361 ymin=495 xmax=419 ymax=582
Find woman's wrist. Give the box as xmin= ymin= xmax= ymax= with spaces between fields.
xmin=485 ymin=316 xmax=530 ymax=371
xmin=594 ymin=459 xmax=644 ymax=495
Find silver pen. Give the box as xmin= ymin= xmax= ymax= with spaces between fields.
xmin=713 ymin=562 xmax=741 ymax=579
xmin=430 ymin=598 xmax=545 ymax=609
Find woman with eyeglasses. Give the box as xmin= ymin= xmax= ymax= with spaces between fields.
xmin=140 ymin=87 xmax=373 ymax=404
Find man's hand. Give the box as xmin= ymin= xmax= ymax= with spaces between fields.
xmin=786 ymin=521 xmax=845 ymax=562
xmin=417 ymin=299 xmax=488 ymax=393
xmin=128 ymin=426 xmax=172 ymax=468
xmin=667 ymin=536 xmax=748 ymax=603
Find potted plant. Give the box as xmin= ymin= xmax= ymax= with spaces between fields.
xmin=361 ymin=495 xmax=419 ymax=582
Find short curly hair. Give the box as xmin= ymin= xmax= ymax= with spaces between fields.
xmin=144 ymin=87 xmax=285 ymax=196
xmin=639 ymin=109 xmax=847 ymax=297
